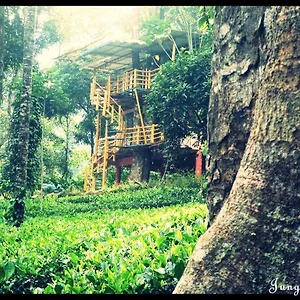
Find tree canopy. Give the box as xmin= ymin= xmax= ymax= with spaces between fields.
xmin=146 ymin=50 xmax=211 ymax=164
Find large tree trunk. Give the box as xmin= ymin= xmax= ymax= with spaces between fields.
xmin=7 ymin=69 xmax=19 ymax=117
xmin=128 ymin=147 xmax=151 ymax=183
xmin=205 ymin=6 xmax=266 ymax=226
xmin=11 ymin=6 xmax=37 ymax=227
xmin=174 ymin=6 xmax=300 ymax=294
xmin=0 ymin=6 xmax=4 ymax=105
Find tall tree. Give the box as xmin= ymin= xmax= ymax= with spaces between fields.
xmin=42 ymin=59 xmax=92 ymax=185
xmin=146 ymin=50 xmax=211 ymax=168
xmin=174 ymin=6 xmax=300 ymax=294
xmin=3 ymin=6 xmax=24 ymax=116
xmin=5 ymin=6 xmax=37 ymax=227
xmin=0 ymin=6 xmax=4 ymax=104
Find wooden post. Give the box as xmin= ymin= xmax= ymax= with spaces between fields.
xmin=102 ymin=118 xmax=109 ymax=190
xmin=148 ymin=70 xmax=151 ymax=88
xmin=137 ymin=126 xmax=140 ymax=144
xmin=118 ymin=106 xmax=121 ymax=130
xmin=90 ymin=154 xmax=94 ymax=175
xmin=103 ymin=91 xmax=107 ymax=116
xmin=115 ymin=166 xmax=122 ymax=186
xmin=151 ymin=124 xmax=155 ymax=143
xmin=90 ymin=83 xmax=94 ymax=103
xmin=96 ymin=91 xmax=100 ymax=111
xmin=195 ymin=150 xmax=203 ymax=179
xmin=134 ymin=89 xmax=147 ymax=143
xmin=107 ymin=75 xmax=111 ymax=98
xmin=134 ymin=69 xmax=137 ymax=88
xmin=111 ymin=105 xmax=114 ymax=123
xmin=90 ymin=71 xmax=96 ymax=102
xmin=92 ymin=176 xmax=96 ymax=192
xmin=124 ymin=71 xmax=128 ymax=91
xmin=94 ymin=112 xmax=100 ymax=155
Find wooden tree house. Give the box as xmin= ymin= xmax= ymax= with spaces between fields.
xmin=81 ymin=30 xmax=202 ymax=191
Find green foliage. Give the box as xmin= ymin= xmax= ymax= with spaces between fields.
xmin=1 ymin=68 xmax=46 ymax=199
xmin=40 ymin=117 xmax=65 ymax=187
xmin=3 ymin=6 xmax=61 ymax=71
xmin=74 ymin=111 xmax=96 ymax=148
xmin=105 ymin=166 xmax=131 ymax=188
xmin=140 ymin=6 xmax=214 ymax=53
xmin=26 ymin=95 xmax=43 ymax=194
xmin=39 ymin=60 xmax=93 ymax=187
xmin=198 ymin=6 xmax=214 ymax=33
xmin=0 ymin=110 xmax=10 ymax=164
xmin=35 ymin=18 xmax=61 ymax=53
xmin=0 ymin=6 xmax=64 ymax=227
xmin=201 ymin=140 xmax=208 ymax=157
xmin=3 ymin=6 xmax=24 ymax=72
xmin=26 ymin=185 xmax=202 ymax=218
xmin=0 ymin=180 xmax=207 ymax=294
xmin=145 ymin=50 xmax=211 ymax=163
xmin=47 ymin=60 xmax=91 ymax=111
xmin=140 ymin=15 xmax=171 ymax=46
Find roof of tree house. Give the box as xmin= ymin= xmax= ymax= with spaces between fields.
xmin=80 ymin=30 xmax=200 ymax=73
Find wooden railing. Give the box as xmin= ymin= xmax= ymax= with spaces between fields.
xmin=110 ymin=68 xmax=160 ymax=94
xmin=90 ymin=81 xmax=126 ymax=130
xmin=95 ymin=124 xmax=163 ymax=157
xmin=123 ymin=124 xmax=163 ymax=146
xmin=84 ymin=67 xmax=162 ymax=192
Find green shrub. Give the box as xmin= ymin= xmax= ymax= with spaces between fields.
xmin=0 ymin=202 xmax=207 ymax=294
xmin=0 ymin=173 xmax=208 ymax=294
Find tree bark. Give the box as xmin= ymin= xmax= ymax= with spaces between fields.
xmin=7 ymin=69 xmax=19 ymax=117
xmin=128 ymin=147 xmax=151 ymax=183
xmin=205 ymin=6 xmax=266 ymax=226
xmin=62 ymin=113 xmax=71 ymax=184
xmin=0 ymin=6 xmax=4 ymax=104
xmin=12 ymin=6 xmax=37 ymax=226
xmin=174 ymin=6 xmax=300 ymax=294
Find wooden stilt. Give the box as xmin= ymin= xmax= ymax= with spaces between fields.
xmin=115 ymin=166 xmax=122 ymax=186
xmin=102 ymin=118 xmax=109 ymax=190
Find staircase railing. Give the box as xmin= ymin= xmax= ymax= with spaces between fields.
xmin=110 ymin=68 xmax=160 ymax=94
xmin=84 ymin=68 xmax=163 ymax=192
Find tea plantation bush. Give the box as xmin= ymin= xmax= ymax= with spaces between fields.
xmin=0 ymin=179 xmax=207 ymax=294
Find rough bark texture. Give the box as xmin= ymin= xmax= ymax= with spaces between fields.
xmin=0 ymin=6 xmax=4 ymax=104
xmin=128 ymin=147 xmax=151 ymax=183
xmin=206 ymin=6 xmax=266 ymax=226
xmin=174 ymin=6 xmax=300 ymax=294
xmin=12 ymin=6 xmax=36 ymax=226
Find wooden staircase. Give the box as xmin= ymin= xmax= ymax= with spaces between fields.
xmin=84 ymin=68 xmax=164 ymax=192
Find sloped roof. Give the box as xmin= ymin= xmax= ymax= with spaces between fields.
xmin=81 ymin=40 xmax=147 ymax=72
xmin=80 ymin=30 xmax=199 ymax=73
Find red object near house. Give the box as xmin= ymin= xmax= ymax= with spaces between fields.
xmin=195 ymin=150 xmax=202 ymax=178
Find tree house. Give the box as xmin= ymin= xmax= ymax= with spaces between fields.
xmin=81 ymin=30 xmax=201 ymax=191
